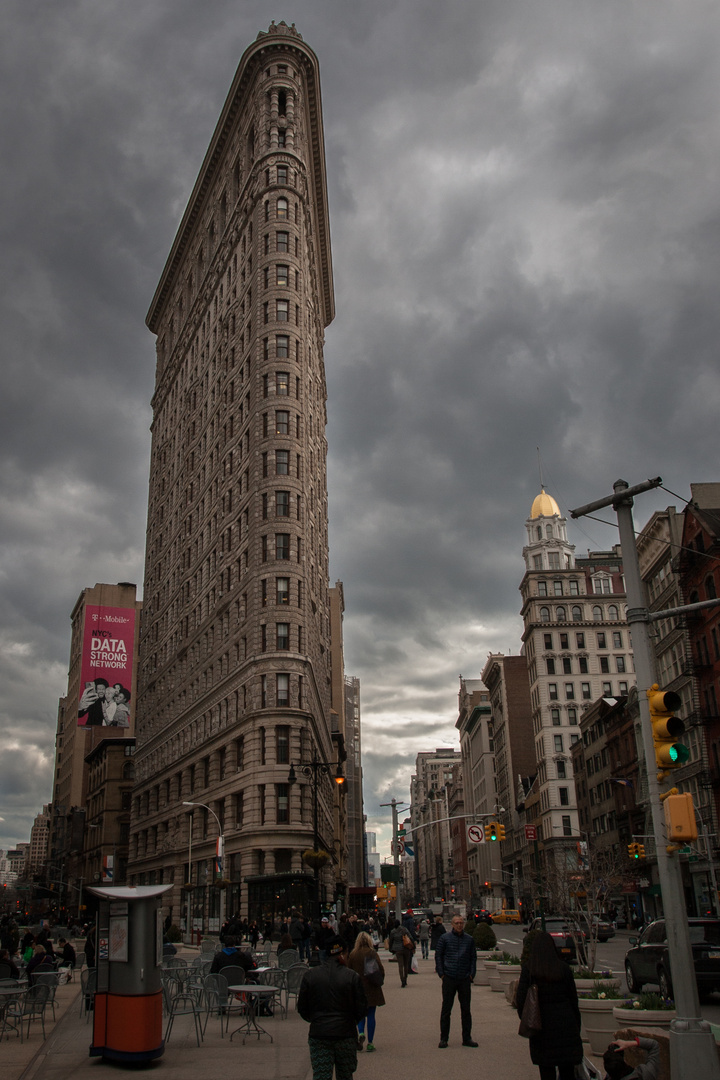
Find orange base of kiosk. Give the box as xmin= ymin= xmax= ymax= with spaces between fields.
xmin=90 ymin=991 xmax=164 ymax=1062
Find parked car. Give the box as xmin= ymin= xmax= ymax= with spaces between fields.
xmin=525 ymin=917 xmax=587 ymax=964
xmin=624 ymin=917 xmax=720 ymax=999
xmin=583 ymin=915 xmax=615 ymax=943
xmin=492 ymin=909 xmax=522 ymax=925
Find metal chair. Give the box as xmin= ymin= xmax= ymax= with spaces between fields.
xmin=79 ymin=968 xmax=97 ymax=1021
xmin=202 ymin=973 xmax=228 ymax=1037
xmin=34 ymin=973 xmax=59 ymax=1019
xmin=257 ymin=967 xmax=287 ymax=1018
xmin=164 ymin=987 xmax=204 ymax=1046
xmin=285 ymin=963 xmax=307 ymax=1011
xmin=277 ymin=948 xmax=300 ymax=970
xmin=217 ymin=969 xmax=249 ymax=1034
xmin=4 ymin=984 xmax=49 ymax=1042
xmin=200 ymin=939 xmax=218 ymax=956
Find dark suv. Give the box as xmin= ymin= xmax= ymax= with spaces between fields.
xmin=525 ymin=917 xmax=586 ymax=964
xmin=624 ymin=917 xmax=720 ymax=999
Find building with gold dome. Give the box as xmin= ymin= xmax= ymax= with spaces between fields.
xmin=519 ymin=488 xmax=633 ymax=886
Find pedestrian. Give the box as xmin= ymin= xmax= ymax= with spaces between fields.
xmin=515 ymin=930 xmax=583 ymax=1080
xmin=435 ymin=914 xmax=477 ymax=1048
xmin=386 ymin=920 xmax=415 ymax=988
xmin=430 ymin=914 xmax=445 ymax=951
xmin=298 ymin=935 xmax=368 ymax=1080
xmin=603 ymin=1037 xmax=660 ymax=1080
xmin=418 ymin=917 xmax=430 ymax=959
xmin=348 ymin=931 xmax=385 ymax=1053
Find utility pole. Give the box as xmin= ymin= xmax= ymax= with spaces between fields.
xmin=381 ymin=798 xmax=408 ymax=922
xmin=571 ymin=477 xmax=719 ymax=1080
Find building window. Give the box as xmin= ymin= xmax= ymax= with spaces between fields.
xmin=576 ymin=632 xmax=585 ymax=648
xmin=277 ymin=231 xmax=289 ymax=252
xmin=608 ymin=605 xmax=619 ymax=620
xmin=571 ymin=605 xmax=582 ymax=622
xmin=581 ymin=682 xmax=591 ymax=700
xmin=276 ymin=576 xmax=290 ymax=604
xmin=554 ymin=734 xmax=564 ymax=753
xmin=261 ymin=676 xmax=267 ymax=708
xmin=597 ymin=632 xmax=606 ymax=649
xmin=276 ymin=534 xmax=290 ymax=560
xmin=277 ymin=197 xmax=288 ymax=219
xmin=277 ymin=299 xmax=289 ymax=321
xmin=537 ymin=580 xmax=547 ymax=596
xmin=616 ymin=656 xmax=626 ymax=673
xmin=551 ymin=708 xmax=561 ymax=726
xmin=569 ymin=579 xmax=579 ymax=595
xmin=235 ymin=791 xmax=243 ymax=826
xmin=533 ymin=555 xmax=543 ymax=570
xmin=546 ymin=659 xmax=556 ymax=675
xmin=544 ymin=633 xmax=553 ymax=650
xmin=563 ymin=657 xmax=572 ymax=674
xmin=565 ymin=683 xmax=575 ymax=700
xmin=276 ymin=725 xmax=290 ymax=762
xmin=593 ymin=606 xmax=603 ymax=621
xmin=557 ymin=760 xmax=567 ymax=778
xmin=559 ymin=787 xmax=569 ymax=806
xmin=277 ymin=165 xmax=288 ymax=185
xmin=276 ymin=490 xmax=290 ymax=516
xmin=277 ymin=622 xmax=290 ymax=649
xmin=549 ymin=552 xmax=561 ymax=569
xmin=261 ymin=535 xmax=268 ymax=562
xmin=277 ymin=783 xmax=289 ymax=823
xmin=277 ymin=264 xmax=289 ymax=286
xmin=603 ymin=682 xmax=613 ymax=695
xmin=276 ymin=371 xmax=289 ymax=394
xmin=276 ymin=410 xmax=289 ymax=434
xmin=613 ymin=631 xmax=623 ymax=648
xmin=540 ymin=607 xmax=550 ymax=622
xmin=276 ymin=334 xmax=289 ymax=357
xmin=568 ymin=708 xmax=578 ymax=725
xmin=560 ymin=633 xmax=569 ymax=649
xmin=600 ymin=656 xmax=610 ymax=673
xmin=579 ymin=657 xmax=588 ymax=674
xmin=549 ymin=683 xmax=558 ymax=700
xmin=562 ymin=815 xmax=572 ymax=835
xmin=619 ymin=681 xmax=628 ymax=695
xmin=556 ymin=606 xmax=566 ymax=622
xmin=277 ymin=673 xmax=289 ymax=707
xmin=554 ymin=580 xmax=563 ymax=596
xmin=276 ymin=450 xmax=289 ymax=474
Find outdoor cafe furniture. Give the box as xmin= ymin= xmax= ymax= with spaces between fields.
xmin=227 ymin=984 xmax=279 ymax=1044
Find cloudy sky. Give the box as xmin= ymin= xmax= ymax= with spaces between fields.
xmin=1 ymin=1 xmax=718 ymax=859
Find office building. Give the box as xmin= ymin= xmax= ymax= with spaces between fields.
xmin=129 ymin=22 xmax=338 ymax=927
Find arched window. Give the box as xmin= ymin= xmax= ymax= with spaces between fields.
xmin=540 ymin=607 xmax=550 ymax=623
xmin=556 ymin=606 xmax=566 ymax=622
xmin=593 ymin=605 xmax=603 ymax=621
xmin=608 ymin=605 xmax=619 ymax=621
xmin=706 ymin=575 xmax=717 ymax=600
xmin=546 ymin=525 xmax=553 ymax=539
xmin=536 ymin=526 xmax=542 ymax=540
xmin=571 ymin=605 xmax=582 ymax=622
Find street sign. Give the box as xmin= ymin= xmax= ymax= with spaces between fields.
xmin=467 ymin=823 xmax=485 ymax=845
xmin=525 ymin=825 xmax=537 ymax=841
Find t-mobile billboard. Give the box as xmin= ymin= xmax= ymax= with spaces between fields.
xmin=77 ymin=605 xmax=136 ymax=728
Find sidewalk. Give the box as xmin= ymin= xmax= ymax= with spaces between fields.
xmin=0 ymin=951 xmax=602 ymax=1080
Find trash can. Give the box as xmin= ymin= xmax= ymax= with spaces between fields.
xmin=87 ymin=884 xmax=172 ymax=1062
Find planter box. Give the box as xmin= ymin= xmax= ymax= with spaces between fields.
xmin=578 ymin=998 xmax=621 ymax=1055
xmin=612 ymin=1006 xmax=676 ymax=1030
xmin=489 ymin=964 xmax=521 ymax=993
xmin=575 ymin=977 xmax=621 ymax=993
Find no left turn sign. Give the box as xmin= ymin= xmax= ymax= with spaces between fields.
xmin=467 ymin=823 xmax=485 ymax=845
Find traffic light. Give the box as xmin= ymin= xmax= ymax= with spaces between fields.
xmin=647 ymin=684 xmax=688 ymax=778
xmin=628 ymin=842 xmax=638 ymax=858
xmin=664 ymin=792 xmax=698 ymax=843
xmin=636 ymin=843 xmax=645 ymax=859
xmin=488 ymin=822 xmax=498 ymax=840
xmin=496 ymin=824 xmax=506 ymax=841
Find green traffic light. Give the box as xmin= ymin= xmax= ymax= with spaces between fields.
xmin=669 ymin=744 xmax=690 ymax=764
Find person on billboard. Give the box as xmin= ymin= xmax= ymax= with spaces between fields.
xmin=78 ymin=678 xmax=110 ymax=725
xmin=108 ymin=685 xmax=131 ymax=727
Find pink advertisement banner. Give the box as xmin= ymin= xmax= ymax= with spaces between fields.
xmin=77 ymin=605 xmax=136 ymax=728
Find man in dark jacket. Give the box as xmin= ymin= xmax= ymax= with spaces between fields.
xmin=298 ymin=936 xmax=368 ymax=1080
xmin=434 ymin=914 xmax=477 ymax=1049
xmin=210 ymin=936 xmax=257 ymax=977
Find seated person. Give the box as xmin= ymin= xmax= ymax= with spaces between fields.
xmin=57 ymin=938 xmax=76 ymax=976
xmin=277 ymin=933 xmax=296 ymax=956
xmin=210 ymin=936 xmax=258 ymax=980
xmin=603 ymin=1037 xmax=660 ymax=1080
xmin=26 ymin=945 xmax=55 ymax=985
xmin=0 ymin=948 xmax=20 ymax=979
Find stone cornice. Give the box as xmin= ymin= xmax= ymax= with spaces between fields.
xmin=146 ymin=27 xmax=334 ymax=335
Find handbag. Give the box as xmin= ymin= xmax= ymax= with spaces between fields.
xmin=518 ymin=983 xmax=542 ymax=1038
xmin=402 ymin=933 xmax=416 ymax=953
xmin=364 ymin=954 xmax=385 ymax=987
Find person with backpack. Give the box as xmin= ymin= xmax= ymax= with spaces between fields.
xmin=348 ymin=931 xmax=385 ymax=1053
xmin=387 ymin=921 xmax=415 ymax=988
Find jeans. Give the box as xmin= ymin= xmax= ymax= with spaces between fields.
xmin=440 ymin=975 xmax=472 ymax=1042
xmin=420 ymin=940 xmax=429 ymax=959
xmin=395 ymin=950 xmax=411 ymax=985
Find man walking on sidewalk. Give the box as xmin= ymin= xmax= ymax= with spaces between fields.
xmin=298 ymin=935 xmax=368 ymax=1080
xmin=435 ymin=915 xmax=478 ymax=1049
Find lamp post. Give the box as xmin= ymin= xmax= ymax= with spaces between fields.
xmin=183 ymin=801 xmax=225 ymax=936
xmin=287 ymin=749 xmax=345 ymax=919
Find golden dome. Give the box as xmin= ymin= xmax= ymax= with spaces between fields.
xmin=530 ymin=489 xmax=561 ymax=519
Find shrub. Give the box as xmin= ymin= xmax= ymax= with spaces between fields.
xmin=629 ymin=992 xmax=675 ymax=1011
xmin=166 ymin=924 xmax=182 ymax=943
xmin=472 ymin=922 xmax=497 ymax=950
xmin=579 ymin=981 xmax=624 ymax=1000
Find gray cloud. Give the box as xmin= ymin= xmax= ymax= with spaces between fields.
xmin=1 ymin=1 xmax=719 ymax=859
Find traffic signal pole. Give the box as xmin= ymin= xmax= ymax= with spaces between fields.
xmin=571 ymin=478 xmax=719 ymax=1080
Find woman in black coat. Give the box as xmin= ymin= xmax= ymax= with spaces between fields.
xmin=516 ymin=931 xmax=583 ymax=1080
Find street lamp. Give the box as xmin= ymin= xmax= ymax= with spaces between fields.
xmin=287 ymin=750 xmax=345 ymax=918
xmin=183 ymin=801 xmax=225 ymax=937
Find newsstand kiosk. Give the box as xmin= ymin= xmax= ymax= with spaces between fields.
xmin=87 ymin=884 xmax=172 ymax=1063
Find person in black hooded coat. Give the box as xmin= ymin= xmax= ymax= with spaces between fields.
xmin=516 ymin=931 xmax=583 ymax=1080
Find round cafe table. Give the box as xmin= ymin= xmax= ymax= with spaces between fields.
xmin=227 ymin=984 xmax=279 ymax=1043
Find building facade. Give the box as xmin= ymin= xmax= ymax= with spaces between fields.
xmin=520 ymin=489 xmax=633 ymax=873
xmin=410 ymin=748 xmax=462 ymax=903
xmin=129 ymin=23 xmax=339 ymax=927
xmin=454 ymin=679 xmax=495 ymax=906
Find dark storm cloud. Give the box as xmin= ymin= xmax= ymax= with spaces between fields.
xmin=1 ymin=1 xmax=719 ymax=858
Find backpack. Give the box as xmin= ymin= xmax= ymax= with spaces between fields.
xmin=364 ymin=954 xmax=384 ymax=987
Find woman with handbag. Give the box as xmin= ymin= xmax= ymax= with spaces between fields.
xmin=387 ymin=921 xmax=414 ymax=987
xmin=348 ymin=931 xmax=385 ymax=1052
xmin=516 ymin=931 xmax=583 ymax=1080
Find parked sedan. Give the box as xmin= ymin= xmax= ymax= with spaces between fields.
xmin=525 ymin=917 xmax=587 ymax=964
xmin=585 ymin=916 xmax=616 ymax=943
xmin=624 ymin=917 xmax=720 ymax=999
